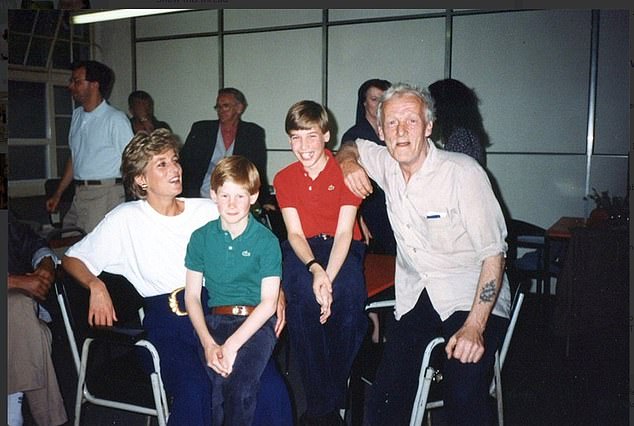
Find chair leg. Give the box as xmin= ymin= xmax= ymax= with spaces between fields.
xmin=410 ymin=366 xmax=436 ymax=426
xmin=494 ymin=352 xmax=503 ymax=426
xmin=410 ymin=337 xmax=445 ymax=426
xmin=340 ymin=376 xmax=350 ymax=423
xmin=425 ymin=412 xmax=432 ymax=426
xmin=150 ymin=373 xmax=168 ymax=426
xmin=74 ymin=339 xmax=93 ymax=426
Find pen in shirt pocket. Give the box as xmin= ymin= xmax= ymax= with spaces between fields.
xmin=425 ymin=211 xmax=447 ymax=219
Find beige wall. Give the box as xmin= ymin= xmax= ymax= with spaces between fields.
xmin=97 ymin=9 xmax=629 ymax=229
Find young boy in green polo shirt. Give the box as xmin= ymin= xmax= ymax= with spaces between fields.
xmin=184 ymin=155 xmax=281 ymax=426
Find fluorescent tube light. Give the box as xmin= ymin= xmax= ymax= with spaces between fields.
xmin=72 ymin=9 xmax=190 ymax=25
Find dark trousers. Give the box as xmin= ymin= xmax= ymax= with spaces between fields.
xmin=202 ymin=314 xmax=277 ymax=426
xmin=282 ymin=238 xmax=368 ymax=416
xmin=144 ymin=294 xmax=213 ymax=426
xmin=143 ymin=294 xmax=292 ymax=426
xmin=365 ymin=289 xmax=509 ymax=426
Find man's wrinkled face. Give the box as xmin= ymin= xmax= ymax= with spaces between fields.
xmin=215 ymin=93 xmax=244 ymax=125
xmin=378 ymin=93 xmax=433 ymax=170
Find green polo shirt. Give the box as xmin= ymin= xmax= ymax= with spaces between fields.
xmin=185 ymin=214 xmax=282 ymax=307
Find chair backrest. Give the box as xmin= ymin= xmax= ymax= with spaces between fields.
xmin=506 ymin=219 xmax=545 ymax=261
xmin=505 ymin=219 xmax=547 ymax=293
xmin=55 ymin=270 xmax=145 ymax=373
xmin=263 ymin=208 xmax=288 ymax=242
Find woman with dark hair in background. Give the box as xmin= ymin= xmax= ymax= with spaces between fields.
xmin=341 ymin=79 xmax=395 ymax=346
xmin=428 ymin=78 xmax=491 ymax=167
xmin=341 ymin=79 xmax=396 ymax=257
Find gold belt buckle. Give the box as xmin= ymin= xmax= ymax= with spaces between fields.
xmin=232 ymin=305 xmax=247 ymax=315
xmin=168 ymin=287 xmax=188 ymax=316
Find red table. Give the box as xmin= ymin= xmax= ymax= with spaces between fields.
xmin=546 ymin=216 xmax=586 ymax=239
xmin=364 ymin=253 xmax=395 ymax=297
xmin=543 ymin=216 xmax=586 ymax=294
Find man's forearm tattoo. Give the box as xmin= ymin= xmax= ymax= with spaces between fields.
xmin=479 ymin=280 xmax=497 ymax=304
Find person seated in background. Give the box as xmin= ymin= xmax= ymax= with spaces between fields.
xmin=338 ymin=83 xmax=510 ymax=425
xmin=62 ymin=129 xmax=292 ymax=426
xmin=341 ymin=78 xmax=396 ymax=256
xmin=8 ymin=211 xmax=68 ymax=426
xmin=428 ymin=78 xmax=490 ymax=167
xmin=180 ymin=87 xmax=275 ymax=211
xmin=274 ymin=100 xmax=367 ymax=425
xmin=128 ymin=90 xmax=172 ymax=134
xmin=185 ymin=156 xmax=281 ymax=426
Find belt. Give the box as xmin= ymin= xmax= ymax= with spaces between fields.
xmin=212 ymin=305 xmax=255 ymax=316
xmin=168 ymin=287 xmax=187 ymax=316
xmin=74 ymin=178 xmax=123 ymax=186
xmin=310 ymin=233 xmax=334 ymax=240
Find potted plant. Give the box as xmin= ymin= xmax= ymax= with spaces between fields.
xmin=585 ymin=188 xmax=628 ymax=228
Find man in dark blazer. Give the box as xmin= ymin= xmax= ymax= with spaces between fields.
xmin=180 ymin=87 xmax=274 ymax=208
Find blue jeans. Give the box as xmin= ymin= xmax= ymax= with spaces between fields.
xmin=143 ymin=294 xmax=213 ymax=426
xmin=143 ymin=293 xmax=292 ymax=426
xmin=282 ymin=238 xmax=368 ymax=416
xmin=202 ymin=314 xmax=277 ymax=426
xmin=365 ymin=289 xmax=508 ymax=426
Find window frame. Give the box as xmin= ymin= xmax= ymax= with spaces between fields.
xmin=7 ymin=9 xmax=92 ymax=197
xmin=8 ymin=68 xmax=74 ymax=196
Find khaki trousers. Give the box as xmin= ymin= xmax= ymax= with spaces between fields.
xmin=8 ymin=292 xmax=67 ymax=426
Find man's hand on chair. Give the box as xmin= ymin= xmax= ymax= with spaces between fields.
xmin=445 ymin=322 xmax=485 ymax=363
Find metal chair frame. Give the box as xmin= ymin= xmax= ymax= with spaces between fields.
xmin=364 ymin=289 xmax=524 ymax=426
xmin=55 ymin=276 xmax=170 ymax=426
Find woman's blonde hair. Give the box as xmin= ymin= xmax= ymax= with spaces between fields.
xmin=121 ymin=129 xmax=180 ymax=200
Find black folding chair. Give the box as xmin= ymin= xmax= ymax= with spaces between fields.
xmin=55 ymin=271 xmax=170 ymax=425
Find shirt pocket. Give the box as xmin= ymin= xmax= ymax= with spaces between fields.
xmin=422 ymin=208 xmax=460 ymax=253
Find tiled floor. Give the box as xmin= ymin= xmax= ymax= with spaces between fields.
xmin=28 ymin=292 xmax=628 ymax=426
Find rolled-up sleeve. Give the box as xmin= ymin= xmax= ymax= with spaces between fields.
xmin=457 ymin=163 xmax=508 ymax=263
xmin=355 ymin=138 xmax=392 ymax=189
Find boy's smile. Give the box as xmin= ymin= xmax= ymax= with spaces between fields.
xmin=289 ymin=126 xmax=330 ymax=178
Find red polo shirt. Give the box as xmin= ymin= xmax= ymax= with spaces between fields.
xmin=274 ymin=149 xmax=363 ymax=241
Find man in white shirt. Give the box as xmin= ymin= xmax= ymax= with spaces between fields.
xmin=46 ymin=60 xmax=133 ymax=233
xmin=337 ymin=83 xmax=510 ymax=425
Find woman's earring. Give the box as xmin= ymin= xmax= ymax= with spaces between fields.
xmin=141 ymin=183 xmax=148 ymax=190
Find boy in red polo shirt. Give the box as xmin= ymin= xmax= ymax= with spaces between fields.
xmin=273 ymin=100 xmax=368 ymax=425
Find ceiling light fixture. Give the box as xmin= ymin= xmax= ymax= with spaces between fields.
xmin=72 ymin=9 xmax=190 ymax=25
